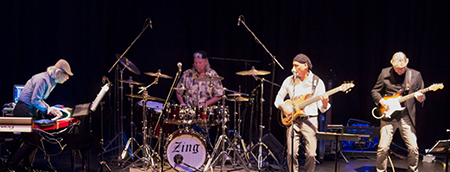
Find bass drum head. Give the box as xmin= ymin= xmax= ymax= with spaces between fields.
xmin=166 ymin=129 xmax=206 ymax=171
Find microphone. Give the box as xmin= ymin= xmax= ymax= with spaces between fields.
xmin=102 ymin=76 xmax=107 ymax=84
xmin=237 ymin=15 xmax=241 ymax=26
xmin=292 ymin=67 xmax=297 ymax=81
xmin=177 ymin=62 xmax=182 ymax=72
xmin=148 ymin=17 xmax=153 ymax=29
xmin=102 ymin=76 xmax=111 ymax=85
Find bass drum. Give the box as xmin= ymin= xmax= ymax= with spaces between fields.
xmin=166 ymin=129 xmax=207 ymax=171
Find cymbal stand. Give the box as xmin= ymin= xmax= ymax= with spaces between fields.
xmin=204 ymin=91 xmax=250 ymax=172
xmin=236 ymin=97 xmax=249 ymax=161
xmin=229 ymin=95 xmax=249 ymax=165
xmin=123 ymin=91 xmax=158 ymax=171
xmin=118 ymin=77 xmax=139 ymax=165
xmin=249 ymin=77 xmax=279 ymax=170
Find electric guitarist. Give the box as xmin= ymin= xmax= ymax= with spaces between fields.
xmin=274 ymin=53 xmax=330 ymax=172
xmin=370 ymin=51 xmax=424 ymax=172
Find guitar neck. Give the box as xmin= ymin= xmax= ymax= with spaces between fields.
xmin=297 ymin=86 xmax=340 ymax=109
xmin=398 ymin=87 xmax=429 ymax=103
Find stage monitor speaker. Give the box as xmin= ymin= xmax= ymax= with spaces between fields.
xmin=261 ymin=133 xmax=284 ymax=163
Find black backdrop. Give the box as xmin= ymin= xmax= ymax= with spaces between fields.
xmin=1 ymin=1 xmax=450 ymax=154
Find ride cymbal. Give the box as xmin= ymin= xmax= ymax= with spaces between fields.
xmin=194 ymin=76 xmax=224 ymax=82
xmin=119 ymin=79 xmax=144 ymax=85
xmin=126 ymin=94 xmax=164 ymax=102
xmin=236 ymin=66 xmax=270 ymax=76
xmin=144 ymin=72 xmax=173 ymax=79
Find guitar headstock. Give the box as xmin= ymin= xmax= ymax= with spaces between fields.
xmin=339 ymin=81 xmax=355 ymax=93
xmin=428 ymin=83 xmax=444 ymax=92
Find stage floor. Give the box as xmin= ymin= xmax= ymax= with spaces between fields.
xmin=24 ymin=149 xmax=446 ymax=172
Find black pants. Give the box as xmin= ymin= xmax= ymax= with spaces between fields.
xmin=7 ymin=101 xmax=42 ymax=171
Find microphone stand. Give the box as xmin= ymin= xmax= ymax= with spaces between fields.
xmin=249 ymin=75 xmax=280 ymax=170
xmin=157 ymin=68 xmax=182 ymax=172
xmin=105 ymin=18 xmax=150 ymax=159
xmin=290 ymin=73 xmax=296 ymax=172
xmin=237 ymin=15 xmax=283 ymax=70
xmin=238 ymin=15 xmax=284 ymax=162
xmin=108 ymin=18 xmax=152 ymax=74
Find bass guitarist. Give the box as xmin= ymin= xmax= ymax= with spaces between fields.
xmin=274 ymin=53 xmax=330 ymax=172
xmin=371 ymin=51 xmax=425 ymax=172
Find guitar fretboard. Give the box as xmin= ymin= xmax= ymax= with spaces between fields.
xmin=297 ymin=86 xmax=341 ymax=109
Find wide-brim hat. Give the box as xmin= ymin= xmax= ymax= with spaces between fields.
xmin=54 ymin=59 xmax=73 ymax=76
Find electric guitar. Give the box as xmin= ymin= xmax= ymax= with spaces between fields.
xmin=373 ymin=83 xmax=444 ymax=120
xmin=280 ymin=82 xmax=354 ymax=126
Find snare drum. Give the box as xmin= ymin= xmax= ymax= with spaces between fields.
xmin=166 ymin=129 xmax=207 ymax=171
xmin=165 ymin=104 xmax=196 ymax=125
xmin=137 ymin=100 xmax=163 ymax=113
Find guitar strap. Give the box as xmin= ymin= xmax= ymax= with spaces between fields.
xmin=312 ymin=74 xmax=319 ymax=95
xmin=404 ymin=69 xmax=416 ymax=129
xmin=289 ymin=73 xmax=319 ymax=97
xmin=404 ymin=69 xmax=411 ymax=91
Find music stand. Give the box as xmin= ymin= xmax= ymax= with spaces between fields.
xmin=427 ymin=139 xmax=450 ymax=172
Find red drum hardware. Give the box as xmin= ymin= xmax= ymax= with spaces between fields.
xmin=195 ymin=105 xmax=229 ymax=126
xmin=165 ymin=104 xmax=196 ymax=125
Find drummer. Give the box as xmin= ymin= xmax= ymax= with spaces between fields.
xmin=176 ymin=50 xmax=223 ymax=107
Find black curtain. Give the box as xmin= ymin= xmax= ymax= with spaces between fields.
xmin=1 ymin=0 xmax=449 ymax=153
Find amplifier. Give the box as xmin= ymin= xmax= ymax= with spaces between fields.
xmin=344 ymin=126 xmax=380 ymax=138
xmin=342 ymin=126 xmax=380 ymax=151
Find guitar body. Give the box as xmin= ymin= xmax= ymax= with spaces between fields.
xmin=279 ymin=82 xmax=355 ymax=126
xmin=280 ymin=94 xmax=311 ymax=126
xmin=373 ymin=83 xmax=444 ymax=120
xmin=377 ymin=92 xmax=405 ymax=120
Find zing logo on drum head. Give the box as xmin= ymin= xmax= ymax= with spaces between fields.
xmin=172 ymin=141 xmax=201 ymax=154
xmin=167 ymin=130 xmax=206 ymax=171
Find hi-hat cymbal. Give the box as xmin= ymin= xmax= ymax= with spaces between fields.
xmin=116 ymin=54 xmax=141 ymax=75
xmin=173 ymin=87 xmax=186 ymax=90
xmin=227 ymin=96 xmax=249 ymax=102
xmin=227 ymin=93 xmax=242 ymax=97
xmin=119 ymin=79 xmax=144 ymax=85
xmin=236 ymin=66 xmax=270 ymax=76
xmin=194 ymin=76 xmax=224 ymax=82
xmin=126 ymin=94 xmax=164 ymax=102
xmin=144 ymin=72 xmax=173 ymax=79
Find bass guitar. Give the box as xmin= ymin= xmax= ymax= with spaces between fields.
xmin=372 ymin=83 xmax=444 ymax=120
xmin=280 ymin=82 xmax=354 ymax=126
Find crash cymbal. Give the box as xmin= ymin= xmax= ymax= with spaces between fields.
xmin=194 ymin=76 xmax=224 ymax=82
xmin=144 ymin=71 xmax=173 ymax=79
xmin=116 ymin=54 xmax=141 ymax=75
xmin=236 ymin=66 xmax=270 ymax=76
xmin=126 ymin=94 xmax=164 ymax=102
xmin=227 ymin=96 xmax=249 ymax=102
xmin=119 ymin=78 xmax=145 ymax=85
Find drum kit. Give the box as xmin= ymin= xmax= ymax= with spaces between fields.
xmin=109 ymin=55 xmax=274 ymax=171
